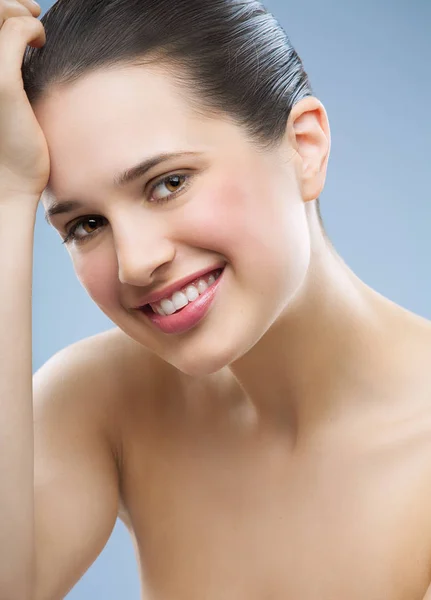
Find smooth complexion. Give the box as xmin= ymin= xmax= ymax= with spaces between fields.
xmin=36 ymin=64 xmax=430 ymax=440
xmin=29 ymin=61 xmax=431 ymax=600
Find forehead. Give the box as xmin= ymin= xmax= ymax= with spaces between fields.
xmin=34 ymin=65 xmax=239 ymax=203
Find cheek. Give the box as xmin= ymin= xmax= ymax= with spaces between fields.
xmin=72 ymin=250 xmax=119 ymax=310
xmin=174 ymin=175 xmax=271 ymax=260
xmin=176 ymin=171 xmax=311 ymax=324
xmin=176 ymin=173 xmax=310 ymax=278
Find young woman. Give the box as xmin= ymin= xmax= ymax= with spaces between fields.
xmin=1 ymin=0 xmax=430 ymax=598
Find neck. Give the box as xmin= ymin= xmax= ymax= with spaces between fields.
xmin=228 ymin=206 xmax=423 ymax=441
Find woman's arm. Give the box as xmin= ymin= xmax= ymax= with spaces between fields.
xmin=0 ymin=5 xmax=49 ymax=596
xmin=0 ymin=200 xmax=38 ymax=598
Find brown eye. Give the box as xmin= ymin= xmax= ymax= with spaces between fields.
xmin=81 ymin=218 xmax=100 ymax=234
xmin=165 ymin=175 xmax=184 ymax=192
xmin=151 ymin=174 xmax=188 ymax=202
xmin=62 ymin=216 xmax=107 ymax=245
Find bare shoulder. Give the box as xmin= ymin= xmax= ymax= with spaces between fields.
xmin=394 ymin=312 xmax=431 ymax=412
xmin=33 ymin=326 xmax=133 ymax=409
xmin=31 ymin=329 xmax=143 ymax=598
xmin=390 ymin=307 xmax=431 ymax=375
xmin=32 ymin=327 xmax=153 ymax=468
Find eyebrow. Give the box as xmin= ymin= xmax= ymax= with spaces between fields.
xmin=44 ymin=150 xmax=199 ymax=224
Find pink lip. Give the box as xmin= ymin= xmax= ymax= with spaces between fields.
xmin=133 ymin=262 xmax=226 ymax=308
xmin=138 ymin=267 xmax=225 ymax=335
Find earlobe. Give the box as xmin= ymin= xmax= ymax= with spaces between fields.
xmin=287 ymin=97 xmax=331 ymax=202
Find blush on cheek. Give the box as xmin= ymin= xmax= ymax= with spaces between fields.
xmin=74 ymin=257 xmax=119 ymax=310
xmin=178 ymin=179 xmax=252 ymax=251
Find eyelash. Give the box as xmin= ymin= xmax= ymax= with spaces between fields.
xmin=62 ymin=173 xmax=192 ymax=245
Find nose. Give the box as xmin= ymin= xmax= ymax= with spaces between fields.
xmin=115 ymin=219 xmax=176 ymax=286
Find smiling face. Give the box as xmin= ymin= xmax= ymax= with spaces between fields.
xmin=35 ymin=64 xmax=316 ymax=376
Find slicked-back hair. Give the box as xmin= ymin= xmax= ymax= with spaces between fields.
xmin=22 ymin=0 xmax=324 ymax=226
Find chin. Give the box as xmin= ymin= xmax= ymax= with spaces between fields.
xmin=163 ymin=346 xmax=235 ymax=378
xmin=165 ymin=328 xmax=262 ymax=377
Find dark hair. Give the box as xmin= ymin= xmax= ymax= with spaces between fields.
xmin=22 ymin=0 xmax=324 ymax=227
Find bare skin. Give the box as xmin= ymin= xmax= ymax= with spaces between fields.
xmin=32 ymin=200 xmax=431 ymax=598
xmin=1 ymin=2 xmax=430 ymax=598
xmin=32 ymin=61 xmax=431 ymax=600
xmin=57 ymin=302 xmax=431 ymax=600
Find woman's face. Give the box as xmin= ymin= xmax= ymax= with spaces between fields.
xmin=35 ymin=65 xmax=312 ymax=376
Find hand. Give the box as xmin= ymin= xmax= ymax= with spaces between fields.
xmin=0 ymin=0 xmax=50 ymax=200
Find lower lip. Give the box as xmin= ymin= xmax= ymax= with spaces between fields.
xmin=138 ymin=269 xmax=225 ymax=335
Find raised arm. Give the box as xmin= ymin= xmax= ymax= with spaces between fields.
xmin=0 ymin=5 xmax=120 ymax=598
xmin=0 ymin=4 xmax=49 ymax=596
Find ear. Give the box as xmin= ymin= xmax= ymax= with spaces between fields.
xmin=285 ymin=96 xmax=331 ymax=202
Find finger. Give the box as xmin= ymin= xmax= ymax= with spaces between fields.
xmin=0 ymin=16 xmax=45 ymax=90
xmin=17 ymin=0 xmax=42 ymax=17
xmin=0 ymin=0 xmax=35 ymax=25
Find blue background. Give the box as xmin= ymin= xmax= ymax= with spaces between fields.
xmin=32 ymin=0 xmax=431 ymax=597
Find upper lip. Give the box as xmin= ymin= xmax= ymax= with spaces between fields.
xmin=133 ymin=262 xmax=225 ymax=308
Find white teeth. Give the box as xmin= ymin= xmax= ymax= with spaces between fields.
xmin=171 ymin=291 xmax=188 ymax=310
xmin=185 ymin=285 xmax=199 ymax=302
xmin=160 ymin=298 xmax=176 ymax=315
xmin=197 ymin=279 xmax=208 ymax=294
xmin=150 ymin=268 xmax=223 ymax=316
